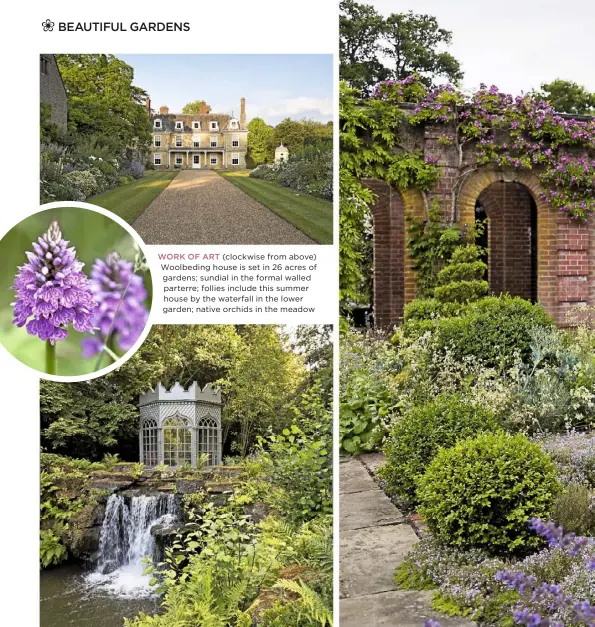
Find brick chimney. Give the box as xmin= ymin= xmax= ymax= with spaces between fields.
xmin=159 ymin=105 xmax=169 ymax=115
xmin=199 ymin=101 xmax=208 ymax=114
xmin=145 ymin=97 xmax=151 ymax=117
xmin=240 ymin=97 xmax=246 ymax=129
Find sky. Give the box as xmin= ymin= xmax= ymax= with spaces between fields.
xmin=118 ymin=54 xmax=333 ymax=125
xmin=371 ymin=0 xmax=595 ymax=95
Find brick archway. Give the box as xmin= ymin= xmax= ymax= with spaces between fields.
xmin=364 ymin=179 xmax=425 ymax=327
xmin=457 ymin=168 xmax=558 ymax=320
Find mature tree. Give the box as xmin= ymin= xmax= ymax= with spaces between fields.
xmin=40 ymin=325 xmax=307 ymax=460
xmin=247 ymin=117 xmax=275 ymax=165
xmin=340 ymin=0 xmax=389 ymax=94
xmin=302 ymin=119 xmax=334 ymax=144
xmin=292 ymin=325 xmax=333 ymax=402
xmin=539 ymin=79 xmax=595 ymax=115
xmin=340 ymin=2 xmax=463 ymax=94
xmin=56 ymin=54 xmax=152 ymax=150
xmin=382 ymin=12 xmax=463 ymax=87
xmin=182 ymin=99 xmax=212 ymax=114
xmin=273 ymin=118 xmax=308 ymax=152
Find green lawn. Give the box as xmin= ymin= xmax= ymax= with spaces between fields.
xmin=88 ymin=171 xmax=178 ymax=224
xmin=219 ymin=171 xmax=333 ymax=244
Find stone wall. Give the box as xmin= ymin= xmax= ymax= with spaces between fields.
xmin=40 ymin=54 xmax=68 ymax=130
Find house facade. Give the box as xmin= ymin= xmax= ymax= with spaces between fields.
xmin=147 ymin=98 xmax=248 ymax=170
xmin=40 ymin=54 xmax=68 ymax=130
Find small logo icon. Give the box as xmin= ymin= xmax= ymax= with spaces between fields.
xmin=42 ymin=19 xmax=55 ymax=32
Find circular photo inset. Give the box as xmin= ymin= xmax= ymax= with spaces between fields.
xmin=0 ymin=203 xmax=152 ymax=378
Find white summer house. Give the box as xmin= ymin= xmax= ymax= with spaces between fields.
xmin=138 ymin=382 xmax=222 ymax=467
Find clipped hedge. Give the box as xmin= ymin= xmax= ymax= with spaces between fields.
xmin=418 ymin=431 xmax=561 ymax=554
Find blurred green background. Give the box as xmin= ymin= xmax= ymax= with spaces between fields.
xmin=0 ymin=207 xmax=152 ymax=376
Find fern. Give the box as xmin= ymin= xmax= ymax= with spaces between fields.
xmin=273 ymin=579 xmax=333 ymax=626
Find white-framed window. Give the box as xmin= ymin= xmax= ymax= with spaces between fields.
xmin=176 ymin=154 xmax=183 ymax=165
xmin=210 ymin=157 xmax=217 ymax=165
xmin=210 ymin=136 xmax=217 ymax=147
xmin=175 ymin=135 xmax=183 ymax=147
xmin=175 ymin=121 xmax=183 ymax=130
xmin=210 ymin=121 xmax=219 ymax=130
xmin=230 ymin=119 xmax=238 ymax=129
xmin=193 ymin=140 xmax=200 ymax=147
xmin=232 ymin=153 xmax=240 ymax=166
xmin=193 ymin=120 xmax=200 ymax=129
xmin=154 ymin=135 xmax=162 ymax=147
xmin=154 ymin=153 xmax=162 ymax=166
xmin=154 ymin=119 xmax=162 ymax=129
xmin=232 ymin=135 xmax=239 ymax=147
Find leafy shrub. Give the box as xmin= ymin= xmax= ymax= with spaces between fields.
xmin=430 ymin=296 xmax=555 ymax=368
xmin=551 ymin=483 xmax=595 ymax=536
xmin=433 ymin=244 xmax=488 ymax=304
xmin=40 ymin=529 xmax=68 ymax=568
xmin=120 ymin=159 xmax=145 ymax=179
xmin=340 ymin=330 xmax=400 ymax=454
xmin=62 ymin=169 xmax=99 ymax=198
xmin=418 ymin=432 xmax=562 ymax=554
xmin=380 ymin=394 xmax=498 ymax=504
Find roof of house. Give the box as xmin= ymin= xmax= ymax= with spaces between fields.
xmin=151 ymin=113 xmax=245 ymax=132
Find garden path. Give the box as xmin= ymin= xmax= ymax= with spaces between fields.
xmin=132 ymin=170 xmax=315 ymax=245
xmin=340 ymin=454 xmax=476 ymax=627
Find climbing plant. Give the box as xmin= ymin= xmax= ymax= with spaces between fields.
xmin=340 ymin=74 xmax=595 ymax=311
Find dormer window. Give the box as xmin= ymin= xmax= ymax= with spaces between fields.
xmin=193 ymin=120 xmax=200 ymax=130
xmin=154 ymin=119 xmax=162 ymax=129
xmin=210 ymin=121 xmax=219 ymax=130
xmin=175 ymin=121 xmax=184 ymax=130
xmin=230 ymin=119 xmax=238 ymax=129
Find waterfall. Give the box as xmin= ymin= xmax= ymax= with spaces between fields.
xmin=86 ymin=494 xmax=178 ymax=597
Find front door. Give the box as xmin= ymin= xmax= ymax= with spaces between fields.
xmin=192 ymin=154 xmax=201 ymax=169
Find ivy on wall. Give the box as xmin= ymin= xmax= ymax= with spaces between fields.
xmin=340 ymin=74 xmax=595 ymax=309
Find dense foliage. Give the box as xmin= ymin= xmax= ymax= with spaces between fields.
xmin=40 ymin=325 xmax=331 ymax=460
xmin=418 ymin=432 xmax=562 ymax=554
xmin=41 ymin=54 xmax=151 ymax=203
xmin=250 ymin=142 xmax=333 ymax=200
xmin=125 ymin=384 xmax=333 ymax=626
xmin=381 ymin=395 xmax=497 ymax=504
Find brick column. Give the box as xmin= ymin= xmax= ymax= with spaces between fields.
xmin=557 ymin=215 xmax=590 ymax=324
xmin=365 ymin=179 xmax=405 ymax=327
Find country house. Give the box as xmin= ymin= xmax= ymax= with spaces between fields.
xmin=147 ymin=98 xmax=248 ymax=170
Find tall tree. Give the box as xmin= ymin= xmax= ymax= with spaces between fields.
xmin=56 ymin=54 xmax=151 ymax=150
xmin=182 ymin=100 xmax=212 ymax=114
xmin=539 ymin=79 xmax=595 ymax=115
xmin=340 ymin=0 xmax=389 ymax=95
xmin=247 ymin=117 xmax=275 ymax=165
xmin=382 ymin=11 xmax=463 ymax=87
xmin=273 ymin=118 xmax=307 ymax=152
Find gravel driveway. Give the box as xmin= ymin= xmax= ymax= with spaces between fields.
xmin=133 ymin=170 xmax=315 ymax=245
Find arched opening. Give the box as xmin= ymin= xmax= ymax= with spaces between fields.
xmin=141 ymin=418 xmax=158 ymax=466
xmin=162 ymin=415 xmax=192 ymax=467
xmin=197 ymin=414 xmax=219 ymax=466
xmin=475 ymin=181 xmax=538 ymax=303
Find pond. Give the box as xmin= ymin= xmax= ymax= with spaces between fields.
xmin=40 ymin=563 xmax=160 ymax=627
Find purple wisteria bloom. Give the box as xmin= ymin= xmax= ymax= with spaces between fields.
xmin=11 ymin=221 xmax=96 ymax=344
xmin=81 ymin=252 xmax=148 ymax=358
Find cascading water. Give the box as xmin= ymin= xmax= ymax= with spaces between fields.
xmin=86 ymin=494 xmax=178 ymax=597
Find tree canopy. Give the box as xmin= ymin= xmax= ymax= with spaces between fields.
xmin=339 ymin=0 xmax=463 ymax=94
xmin=182 ymin=100 xmax=212 ymax=114
xmin=247 ymin=117 xmax=275 ymax=166
xmin=39 ymin=325 xmax=329 ymax=460
xmin=539 ymin=79 xmax=595 ymax=115
xmin=56 ymin=54 xmax=152 ymax=151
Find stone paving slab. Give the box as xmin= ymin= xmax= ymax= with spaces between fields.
xmin=359 ymin=451 xmax=387 ymax=475
xmin=133 ymin=170 xmax=315 ymax=245
xmin=341 ymin=590 xmax=476 ymax=626
xmin=340 ymin=488 xmax=404 ymax=531
xmin=340 ymin=458 xmax=378 ymax=494
xmin=340 ymin=524 xmax=418 ymax=598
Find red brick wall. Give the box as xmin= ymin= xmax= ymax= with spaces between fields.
xmin=365 ymin=179 xmax=405 ymax=327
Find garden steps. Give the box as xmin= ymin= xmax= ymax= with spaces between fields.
xmin=340 ymin=457 xmax=475 ymax=627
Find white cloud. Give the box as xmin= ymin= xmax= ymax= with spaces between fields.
xmin=249 ymin=97 xmax=334 ymax=120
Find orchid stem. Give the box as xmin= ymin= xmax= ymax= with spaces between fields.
xmin=46 ymin=341 xmax=56 ymax=375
